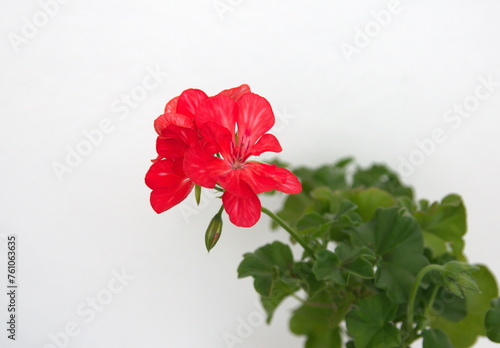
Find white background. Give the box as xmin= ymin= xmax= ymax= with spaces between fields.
xmin=1 ymin=0 xmax=500 ymax=347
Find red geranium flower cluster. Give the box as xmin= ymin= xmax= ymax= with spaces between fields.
xmin=145 ymin=85 xmax=302 ymax=227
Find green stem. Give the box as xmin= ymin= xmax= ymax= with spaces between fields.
xmin=406 ymin=264 xmax=445 ymax=336
xmin=261 ymin=207 xmax=316 ymax=260
xmin=425 ymin=285 xmax=441 ymax=317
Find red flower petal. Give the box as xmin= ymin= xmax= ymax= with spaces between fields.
xmin=243 ymin=163 xmax=302 ymax=194
xmin=149 ymin=183 xmax=194 ymax=213
xmin=194 ymin=94 xmax=237 ymax=134
xmin=241 ymin=163 xmax=286 ymax=192
xmin=183 ymin=147 xmax=230 ymax=188
xmin=236 ymin=93 xmax=275 ymax=153
xmin=199 ymin=122 xmax=235 ymax=161
xmin=160 ymin=124 xmax=198 ymax=148
xmin=222 ymin=186 xmax=261 ymax=227
xmin=156 ymin=137 xmax=187 ymax=159
xmin=217 ymin=165 xmax=276 ymax=194
xmin=164 ymin=96 xmax=179 ymax=113
xmin=146 ymin=160 xmax=193 ymax=213
xmin=145 ymin=160 xmax=187 ymax=189
xmin=154 ymin=113 xmax=193 ymax=135
xmin=177 ymin=89 xmax=209 ymax=120
xmin=247 ymin=133 xmax=282 ymax=158
xmin=272 ymin=166 xmax=302 ymax=194
xmin=217 ymin=84 xmax=251 ymax=101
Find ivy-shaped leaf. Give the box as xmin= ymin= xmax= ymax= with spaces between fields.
xmin=414 ymin=194 xmax=466 ymax=259
xmin=237 ymin=241 xmax=300 ymax=322
xmin=290 ymin=304 xmax=342 ymax=348
xmin=297 ymin=212 xmax=332 ymax=240
xmin=350 ymin=187 xmax=396 ymax=222
xmin=292 ymin=261 xmax=328 ymax=298
xmin=312 ymin=244 xmax=375 ymax=286
xmin=352 ymin=164 xmax=414 ymax=199
xmin=351 ymin=207 xmax=429 ymax=303
xmin=346 ymin=294 xmax=401 ymax=348
xmin=290 ymin=291 xmax=352 ymax=348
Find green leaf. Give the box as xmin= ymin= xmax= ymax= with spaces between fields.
xmin=311 ymin=187 xmax=347 ymax=214
xmin=290 ymin=291 xmax=351 ymax=348
xmin=274 ymin=193 xmax=312 ymax=229
xmin=346 ymin=294 xmax=401 ymax=348
xmin=293 ymin=158 xmax=351 ymax=195
xmin=297 ymin=212 xmax=332 ymax=239
xmin=290 ymin=308 xmax=342 ymax=348
xmin=422 ymin=329 xmax=455 ymax=348
xmin=312 ymin=244 xmax=375 ymax=285
xmin=350 ymin=187 xmax=396 ymax=222
xmin=432 ymin=288 xmax=467 ymax=322
xmin=351 ymin=207 xmax=428 ymax=303
xmin=352 ymin=164 xmax=414 ymax=199
xmin=292 ymin=261 xmax=328 ymax=297
xmin=312 ymin=165 xmax=349 ymax=191
xmin=431 ymin=265 xmax=499 ymax=348
xmin=485 ymin=297 xmax=500 ymax=342
xmin=237 ymin=241 xmax=300 ymax=322
xmin=414 ymin=194 xmax=466 ymax=259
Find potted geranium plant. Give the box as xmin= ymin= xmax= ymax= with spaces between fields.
xmin=145 ymin=85 xmax=500 ymax=348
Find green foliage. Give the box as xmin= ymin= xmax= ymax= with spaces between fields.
xmin=237 ymin=241 xmax=300 ymax=322
xmin=351 ymin=207 xmax=429 ymax=303
xmin=312 ymin=244 xmax=375 ymax=286
xmin=290 ymin=292 xmax=344 ymax=348
xmin=236 ymin=159 xmax=498 ymax=348
xmin=422 ymin=329 xmax=455 ymax=348
xmin=345 ymin=294 xmax=401 ymax=348
xmin=485 ymin=298 xmax=500 ymax=342
xmin=430 ymin=265 xmax=498 ymax=348
xmin=414 ymin=194 xmax=467 ymax=260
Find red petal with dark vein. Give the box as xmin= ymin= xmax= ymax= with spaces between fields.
xmin=235 ymin=93 xmax=275 ymax=154
xmin=199 ymin=122 xmax=235 ymax=162
xmin=218 ymin=166 xmax=276 ymax=195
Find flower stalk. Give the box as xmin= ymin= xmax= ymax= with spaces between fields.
xmin=261 ymin=207 xmax=316 ymax=260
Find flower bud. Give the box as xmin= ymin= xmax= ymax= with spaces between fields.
xmin=205 ymin=207 xmax=224 ymax=252
xmin=442 ymin=261 xmax=480 ymax=297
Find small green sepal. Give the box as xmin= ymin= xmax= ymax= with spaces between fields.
xmin=195 ymin=185 xmax=202 ymax=206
